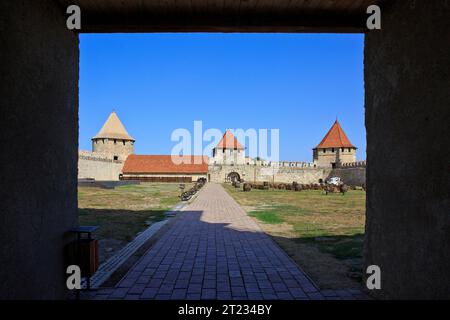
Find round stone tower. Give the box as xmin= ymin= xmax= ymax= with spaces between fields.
xmin=92 ymin=111 xmax=135 ymax=161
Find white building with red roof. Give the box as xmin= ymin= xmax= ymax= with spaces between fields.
xmin=121 ymin=155 xmax=209 ymax=182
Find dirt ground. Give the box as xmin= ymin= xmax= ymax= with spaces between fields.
xmin=78 ymin=183 xmax=191 ymax=263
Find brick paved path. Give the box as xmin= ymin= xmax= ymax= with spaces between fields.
xmin=89 ymin=183 xmax=367 ymax=300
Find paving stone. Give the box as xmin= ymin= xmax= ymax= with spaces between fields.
xmin=289 ymin=287 xmax=308 ymax=299
xmin=88 ymin=184 xmax=359 ymax=301
xmin=190 ymin=275 xmax=203 ymax=284
xmin=230 ymin=277 xmax=244 ymax=287
xmin=188 ymin=284 xmax=202 ymax=294
xmin=217 ymin=291 xmax=232 ymax=300
xmin=141 ymin=288 xmax=158 ymax=299
xmin=158 ymin=284 xmax=175 ymax=294
xmin=201 ymin=289 xmax=216 ymax=300
xmin=321 ymin=289 xmax=339 ymax=297
xmin=108 ymin=287 xmax=129 ymax=299
xmin=135 ymin=276 xmax=151 ymax=285
xmin=128 ymin=283 xmax=146 ymax=294
xmin=262 ymin=293 xmax=278 ymax=300
xmin=247 ymin=292 xmax=264 ymax=300
xmin=175 ymin=279 xmax=189 ymax=289
xmin=277 ymin=292 xmax=294 ymax=300
xmin=231 ymin=286 xmax=247 ymax=296
xmin=307 ymin=292 xmax=325 ymax=300
xmin=171 ymin=289 xmax=187 ymax=300
xmin=203 ymin=279 xmax=216 ymax=289
xmin=272 ymin=282 xmax=288 ymax=292
xmin=148 ymin=278 xmax=163 ymax=288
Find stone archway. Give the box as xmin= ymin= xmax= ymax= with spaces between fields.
xmin=227 ymin=172 xmax=241 ymax=183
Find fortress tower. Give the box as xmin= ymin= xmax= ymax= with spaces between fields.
xmin=92 ymin=111 xmax=135 ymax=161
xmin=313 ymin=120 xmax=357 ymax=168
xmin=210 ymin=130 xmax=245 ymax=165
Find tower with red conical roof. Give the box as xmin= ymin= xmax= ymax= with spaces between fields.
xmin=313 ymin=120 xmax=357 ymax=168
xmin=211 ymin=130 xmax=245 ymax=165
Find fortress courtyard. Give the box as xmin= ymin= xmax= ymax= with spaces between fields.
xmin=80 ymin=179 xmax=366 ymax=299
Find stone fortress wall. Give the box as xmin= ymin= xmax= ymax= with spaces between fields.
xmin=78 ymin=149 xmax=366 ymax=185
xmin=78 ymin=150 xmax=124 ymax=181
xmin=208 ymin=161 xmax=366 ymax=186
xmin=92 ymin=138 xmax=134 ymax=161
xmin=78 ymin=114 xmax=365 ymax=185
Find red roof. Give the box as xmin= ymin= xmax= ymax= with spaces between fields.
xmin=315 ymin=120 xmax=356 ymax=149
xmin=215 ymin=130 xmax=245 ymax=150
xmin=122 ymin=155 xmax=209 ymax=174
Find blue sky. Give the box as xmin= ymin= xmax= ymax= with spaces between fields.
xmin=79 ymin=33 xmax=365 ymax=161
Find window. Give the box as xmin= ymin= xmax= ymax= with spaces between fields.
xmin=332 ymin=148 xmax=335 ymax=152
xmin=114 ymin=139 xmax=117 ymax=144
xmin=341 ymin=148 xmax=344 ymax=152
xmin=113 ymin=156 xmax=118 ymax=161
xmin=323 ymin=149 xmax=326 ymax=153
xmin=348 ymin=148 xmax=351 ymax=152
xmin=123 ymin=141 xmax=126 ymax=145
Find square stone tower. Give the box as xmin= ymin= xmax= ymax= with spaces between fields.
xmin=313 ymin=120 xmax=357 ymax=168
xmin=210 ymin=130 xmax=245 ymax=166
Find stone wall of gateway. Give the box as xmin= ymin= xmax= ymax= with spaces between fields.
xmin=78 ymin=151 xmax=124 ymax=181
xmin=0 ymin=0 xmax=79 ymax=299
xmin=208 ymin=164 xmax=366 ymax=186
xmin=208 ymin=165 xmax=333 ymax=184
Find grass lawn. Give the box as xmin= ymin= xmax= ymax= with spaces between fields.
xmin=78 ymin=183 xmax=190 ymax=263
xmin=223 ymin=183 xmax=366 ymax=289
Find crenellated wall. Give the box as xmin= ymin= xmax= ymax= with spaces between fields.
xmin=92 ymin=138 xmax=134 ymax=161
xmin=209 ymin=163 xmax=365 ymax=186
xmin=78 ymin=151 xmax=125 ymax=181
xmin=208 ymin=164 xmax=330 ymax=184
